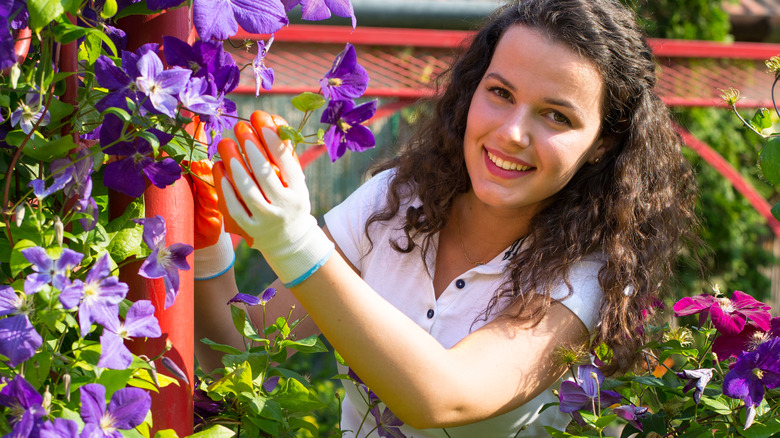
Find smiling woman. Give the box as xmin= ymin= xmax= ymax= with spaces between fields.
xmin=195 ymin=0 xmax=700 ymax=435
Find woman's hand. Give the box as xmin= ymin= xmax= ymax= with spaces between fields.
xmin=212 ymin=111 xmax=334 ymax=287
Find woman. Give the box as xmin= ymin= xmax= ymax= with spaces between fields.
xmin=193 ymin=0 xmax=699 ymax=435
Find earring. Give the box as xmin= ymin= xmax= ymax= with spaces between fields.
xmin=592 ymin=157 xmax=600 ymax=164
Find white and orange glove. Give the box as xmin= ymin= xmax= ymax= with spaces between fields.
xmin=213 ymin=111 xmax=334 ymax=288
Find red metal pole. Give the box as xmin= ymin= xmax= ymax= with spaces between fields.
xmin=114 ymin=7 xmax=194 ymax=437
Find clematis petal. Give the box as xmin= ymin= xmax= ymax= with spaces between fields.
xmin=40 ymin=418 xmax=79 ymax=438
xmin=193 ymin=0 xmax=238 ymax=41
xmin=557 ymin=381 xmax=589 ymax=413
xmin=97 ymin=331 xmax=132 ymax=370
xmin=107 ymin=387 xmax=152 ymax=429
xmin=673 ymin=294 xmax=716 ymax=316
xmin=232 ymin=0 xmax=288 ymax=36
xmin=95 ymin=55 xmax=131 ymax=90
xmin=344 ymin=124 xmax=376 ymax=152
xmin=710 ymin=302 xmax=746 ymax=335
xmin=577 ymin=364 xmax=603 ymax=398
xmin=59 ymin=281 xmax=83 ymax=310
xmin=103 ymin=157 xmax=149 ymax=198
xmin=79 ymin=384 xmax=106 ymax=424
xmin=300 ymin=0 xmax=331 ymax=21
xmin=325 ymin=0 xmax=356 ymax=28
xmin=143 ymin=157 xmax=183 ymax=189
xmin=138 ymin=249 xmax=169 ymax=280
xmin=124 ymin=300 xmax=162 ymax=338
xmin=343 ymin=100 xmax=377 ymax=124
xmin=0 ymin=315 xmax=41 ymax=367
xmin=228 ymin=292 xmax=261 ymax=306
xmin=136 ymin=215 xmax=167 ymax=250
xmin=0 ymin=285 xmax=20 ymax=316
xmin=323 ymin=126 xmax=347 ymax=162
xmin=167 ymin=243 xmax=193 ymax=271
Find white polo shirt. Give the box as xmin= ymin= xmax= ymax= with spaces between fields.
xmin=324 ymin=170 xmax=604 ymax=437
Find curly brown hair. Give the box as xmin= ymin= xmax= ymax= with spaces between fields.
xmin=366 ymin=0 xmax=700 ymax=375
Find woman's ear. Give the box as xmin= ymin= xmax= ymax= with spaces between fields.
xmin=589 ymin=136 xmax=614 ymax=164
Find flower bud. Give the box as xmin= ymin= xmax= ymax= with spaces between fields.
xmin=62 ymin=373 xmax=71 ymax=401
xmin=9 ymin=63 xmax=20 ymax=88
xmin=54 ymin=217 xmax=64 ymax=247
xmin=719 ymin=88 xmax=741 ymax=106
xmin=42 ymin=385 xmax=52 ymax=412
xmin=14 ymin=205 xmax=24 ymax=227
xmin=161 ymin=356 xmax=189 ymax=386
xmin=767 ymin=56 xmax=780 ymax=73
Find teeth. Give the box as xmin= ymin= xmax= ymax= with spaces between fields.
xmin=487 ymin=151 xmax=532 ymax=171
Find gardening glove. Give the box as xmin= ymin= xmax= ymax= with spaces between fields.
xmin=213 ymin=111 xmax=334 ymax=288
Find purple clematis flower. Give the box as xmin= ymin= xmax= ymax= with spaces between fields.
xmin=228 ymin=287 xmax=276 ymax=306
xmin=179 ymin=76 xmax=219 ymax=116
xmin=0 ymin=284 xmax=23 ymax=316
xmin=673 ymin=290 xmax=772 ymax=336
xmin=201 ymin=96 xmax=237 ymax=158
xmin=59 ymin=253 xmax=129 ymax=337
xmin=0 ymin=375 xmax=46 ymax=436
xmin=722 ymin=337 xmax=780 ymax=429
xmin=101 ymin=117 xmax=182 ymax=198
xmin=283 ymin=0 xmax=356 ymax=28
xmin=193 ymin=0 xmax=288 ymax=42
xmin=370 ymin=404 xmax=406 ymax=438
xmin=0 ymin=314 xmax=42 ymax=367
xmin=51 ymin=150 xmax=99 ymax=231
xmin=135 ymin=215 xmax=193 ymax=308
xmin=713 ymin=317 xmax=780 ymax=360
xmin=135 ymin=50 xmax=191 ymax=118
xmin=21 ymin=246 xmax=83 ymax=294
xmin=8 ymin=0 xmax=27 ymax=30
xmin=28 ymin=165 xmax=73 ymax=201
xmin=321 ymin=99 xmax=376 ymax=162
xmin=676 ymin=368 xmax=714 ymax=404
xmin=10 ymin=92 xmax=51 ymax=134
xmin=162 ymin=36 xmax=240 ymax=95
xmin=559 ymin=364 xmax=622 ymax=417
xmin=253 ymin=37 xmax=274 ymax=96
xmin=40 ymin=418 xmax=80 ymax=438
xmin=94 ymin=45 xmax=162 ymax=113
xmin=193 ymin=385 xmax=223 ymax=425
xmin=319 ymin=43 xmax=368 ymax=101
xmin=0 ymin=0 xmax=17 ymax=70
xmin=98 ymin=300 xmax=161 ymax=369
xmin=79 ymin=383 xmax=151 ymax=438
xmin=613 ymin=405 xmax=648 ymax=432
xmin=147 ymin=0 xmax=186 ymax=10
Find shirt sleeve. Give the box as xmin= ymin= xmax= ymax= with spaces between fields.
xmin=323 ymin=169 xmax=395 ymax=273
xmin=549 ymin=257 xmax=604 ymax=333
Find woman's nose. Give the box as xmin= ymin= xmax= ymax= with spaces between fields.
xmin=496 ymin=108 xmax=531 ymax=148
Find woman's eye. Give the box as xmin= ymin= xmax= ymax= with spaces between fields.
xmin=548 ymin=111 xmax=571 ymax=126
xmin=488 ymin=86 xmax=511 ymax=100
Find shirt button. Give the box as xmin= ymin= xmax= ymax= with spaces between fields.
xmin=427 ymin=309 xmax=435 ymax=319
xmin=455 ymin=279 xmax=466 ymax=289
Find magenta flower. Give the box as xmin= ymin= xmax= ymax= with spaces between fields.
xmin=723 ymin=338 xmax=780 ymax=428
xmin=676 ymin=368 xmax=714 ymax=404
xmin=193 ymin=0 xmax=288 ymax=42
xmin=79 ymin=383 xmax=151 ymax=438
xmin=713 ymin=317 xmax=780 ymax=360
xmin=98 ymin=300 xmax=161 ymax=370
xmin=135 ymin=215 xmax=193 ymax=308
xmin=253 ymin=38 xmax=274 ymax=96
xmin=673 ymin=290 xmax=772 ymax=335
xmin=319 ymin=43 xmax=368 ymax=101
xmin=59 ymin=253 xmax=129 ymax=337
xmin=613 ymin=405 xmax=648 ymax=432
xmin=320 ymin=99 xmax=376 ymax=162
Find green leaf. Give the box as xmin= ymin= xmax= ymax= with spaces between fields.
xmin=187 ymin=425 xmax=236 ymax=438
xmin=136 ymin=130 xmax=161 ymax=156
xmin=200 ymin=338 xmax=242 ymax=355
xmin=278 ymin=335 xmax=328 ymax=354
xmin=699 ymin=396 xmax=732 ymax=415
xmin=25 ymin=351 xmax=52 ymax=390
xmin=105 ymin=196 xmax=145 ymax=262
xmin=750 ymin=108 xmax=773 ymax=132
xmin=543 ymin=426 xmax=587 ymax=437
xmin=594 ymin=343 xmax=613 ymax=363
xmin=230 ymin=305 xmax=263 ymax=341
xmin=86 ymin=28 xmax=118 ymax=57
xmin=274 ymin=377 xmax=327 ymax=412
xmin=772 ymin=199 xmax=780 ymax=222
xmin=275 ymin=317 xmax=291 ymax=339
xmin=7 ymin=130 xmax=47 ymax=153
xmin=10 ymin=239 xmax=37 ymax=277
xmin=278 ymin=125 xmax=305 ymax=146
xmin=759 ymin=138 xmax=780 ymax=186
xmin=52 ymin=22 xmax=89 ymax=44
xmin=291 ymin=92 xmax=326 ymax=112
xmin=102 ymin=106 xmax=132 ymax=124
xmin=78 ymin=32 xmax=103 ymax=64
xmin=619 ymin=375 xmax=669 ymax=388
xmin=115 ymin=0 xmax=157 ymax=19
xmin=594 ymin=414 xmax=617 ymax=429
xmin=23 ymin=135 xmax=76 ymax=162
xmin=288 ymin=417 xmax=319 ymax=435
xmin=740 ymin=418 xmax=780 ymax=438
xmin=153 ymin=430 xmax=179 ymax=438
xmin=27 ymin=0 xmax=64 ymax=31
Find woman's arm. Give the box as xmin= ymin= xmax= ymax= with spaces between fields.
xmin=291 ymin=251 xmax=588 ymax=429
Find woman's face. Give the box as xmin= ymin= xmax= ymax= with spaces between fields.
xmin=463 ymin=25 xmax=607 ymax=217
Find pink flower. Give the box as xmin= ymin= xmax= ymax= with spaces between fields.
xmin=713 ymin=317 xmax=780 ymax=360
xmin=673 ymin=291 xmax=771 ymax=336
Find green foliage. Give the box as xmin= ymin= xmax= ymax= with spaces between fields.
xmin=621 ymin=0 xmax=733 ymax=42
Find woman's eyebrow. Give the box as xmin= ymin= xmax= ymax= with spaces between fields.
xmin=485 ymin=72 xmax=584 ymax=117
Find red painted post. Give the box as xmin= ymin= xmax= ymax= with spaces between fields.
xmin=112 ymin=7 xmax=195 ymax=437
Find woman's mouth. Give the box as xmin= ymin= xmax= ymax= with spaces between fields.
xmin=486 ymin=150 xmax=534 ymax=171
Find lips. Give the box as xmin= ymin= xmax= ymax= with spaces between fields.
xmin=483 ymin=148 xmax=535 ymax=178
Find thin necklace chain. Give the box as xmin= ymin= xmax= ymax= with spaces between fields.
xmin=457 ymin=213 xmax=485 ymax=267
